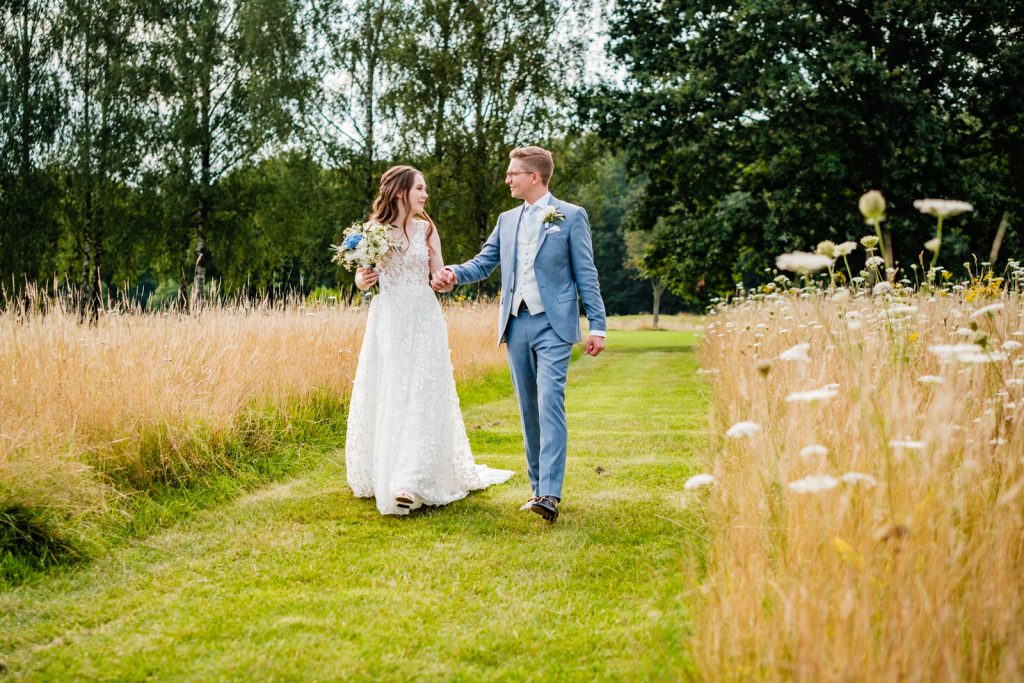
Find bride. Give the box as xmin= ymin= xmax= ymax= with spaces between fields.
xmin=344 ymin=165 xmax=514 ymax=515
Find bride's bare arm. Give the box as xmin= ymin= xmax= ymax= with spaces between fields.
xmin=426 ymin=223 xmax=445 ymax=275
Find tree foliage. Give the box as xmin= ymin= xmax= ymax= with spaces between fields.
xmin=592 ymin=0 xmax=1024 ymax=302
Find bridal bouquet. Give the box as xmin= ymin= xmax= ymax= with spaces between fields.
xmin=330 ymin=222 xmax=399 ymax=271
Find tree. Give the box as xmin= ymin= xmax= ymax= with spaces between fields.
xmin=59 ymin=0 xmax=150 ymax=317
xmin=390 ymin=0 xmax=589 ymax=267
xmin=0 ymin=0 xmax=63 ymax=286
xmin=592 ymin=0 xmax=1024 ymax=302
xmin=309 ymin=0 xmax=401 ymax=209
xmin=624 ymin=227 xmax=672 ymax=328
xmin=147 ymin=0 xmax=311 ymax=305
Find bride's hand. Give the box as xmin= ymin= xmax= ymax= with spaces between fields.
xmin=355 ymin=267 xmax=379 ymax=291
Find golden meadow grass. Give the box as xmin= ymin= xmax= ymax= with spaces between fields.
xmin=690 ymin=278 xmax=1024 ymax=680
xmin=0 ymin=295 xmax=505 ymax=554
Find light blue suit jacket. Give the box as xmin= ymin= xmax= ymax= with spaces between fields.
xmin=451 ymin=195 xmax=607 ymax=345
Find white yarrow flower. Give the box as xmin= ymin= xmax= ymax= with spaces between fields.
xmin=1003 ymin=340 xmax=1024 ymax=352
xmin=865 ymin=256 xmax=884 ymax=268
xmin=841 ymin=472 xmax=877 ymax=487
xmin=726 ymin=421 xmax=762 ymax=438
xmin=834 ymin=241 xmax=857 ymax=257
xmin=788 ymin=475 xmax=840 ymax=494
xmin=684 ymin=473 xmax=716 ymax=490
xmin=889 ymin=439 xmax=926 ymax=450
xmin=913 ymin=198 xmax=974 ymax=218
xmin=800 ymin=444 xmax=828 ymax=458
xmin=779 ymin=342 xmax=811 ymax=362
xmin=785 ymin=386 xmax=839 ymax=403
xmin=970 ymin=303 xmax=1004 ymax=318
xmin=925 ymin=237 xmax=941 ymax=252
xmin=776 ymin=252 xmax=833 ymax=274
xmin=918 ymin=375 xmax=945 ymax=384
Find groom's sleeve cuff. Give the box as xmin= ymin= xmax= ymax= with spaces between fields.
xmin=589 ymin=330 xmax=606 ymax=337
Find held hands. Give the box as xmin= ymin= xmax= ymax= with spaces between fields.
xmin=584 ymin=335 xmax=606 ymax=357
xmin=431 ymin=268 xmax=456 ymax=293
xmin=355 ymin=267 xmax=379 ymax=291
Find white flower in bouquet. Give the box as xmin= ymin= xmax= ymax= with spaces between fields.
xmin=329 ymin=222 xmax=400 ymax=271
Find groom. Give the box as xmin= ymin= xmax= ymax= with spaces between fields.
xmin=431 ymin=146 xmax=606 ymax=523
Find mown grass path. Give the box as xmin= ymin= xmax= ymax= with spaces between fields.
xmin=1 ymin=330 xmax=706 ymax=681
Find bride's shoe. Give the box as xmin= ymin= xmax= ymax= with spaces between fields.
xmin=394 ymin=490 xmax=423 ymax=511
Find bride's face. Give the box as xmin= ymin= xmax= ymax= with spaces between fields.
xmin=405 ymin=174 xmax=428 ymax=213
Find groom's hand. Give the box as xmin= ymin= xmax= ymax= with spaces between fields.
xmin=431 ymin=268 xmax=455 ymax=292
xmin=584 ymin=335 xmax=605 ymax=357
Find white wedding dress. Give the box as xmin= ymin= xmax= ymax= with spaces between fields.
xmin=345 ymin=220 xmax=514 ymax=515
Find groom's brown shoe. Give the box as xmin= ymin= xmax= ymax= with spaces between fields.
xmin=518 ymin=496 xmax=541 ymax=511
xmin=530 ymin=496 xmax=559 ymax=523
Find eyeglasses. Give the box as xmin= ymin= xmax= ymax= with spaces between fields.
xmin=505 ymin=171 xmax=534 ymax=179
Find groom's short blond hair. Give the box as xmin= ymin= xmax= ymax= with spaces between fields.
xmin=510 ymin=146 xmax=554 ymax=185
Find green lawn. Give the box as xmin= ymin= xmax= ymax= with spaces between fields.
xmin=0 ymin=330 xmax=707 ymax=681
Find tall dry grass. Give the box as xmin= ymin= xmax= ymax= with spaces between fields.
xmin=0 ymin=292 xmax=505 ymax=554
xmin=690 ymin=282 xmax=1024 ymax=680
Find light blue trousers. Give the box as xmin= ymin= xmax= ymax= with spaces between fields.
xmin=505 ymin=310 xmax=573 ymax=500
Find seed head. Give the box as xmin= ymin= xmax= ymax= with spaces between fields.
xmin=859 ymin=190 xmax=886 ymax=222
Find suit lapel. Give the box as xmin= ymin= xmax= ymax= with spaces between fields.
xmin=534 ymin=196 xmax=559 ymax=254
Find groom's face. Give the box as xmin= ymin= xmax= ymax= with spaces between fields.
xmin=505 ymin=160 xmax=538 ymax=200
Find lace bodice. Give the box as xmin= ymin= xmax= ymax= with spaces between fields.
xmin=378 ymin=221 xmax=429 ymax=291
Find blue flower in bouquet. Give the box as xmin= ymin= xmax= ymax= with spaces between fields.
xmin=330 ymin=221 xmax=400 ymax=271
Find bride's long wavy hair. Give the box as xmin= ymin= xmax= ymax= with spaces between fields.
xmin=370 ymin=165 xmax=436 ymax=240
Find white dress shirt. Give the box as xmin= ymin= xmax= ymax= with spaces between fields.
xmin=510 ymin=193 xmax=550 ymax=317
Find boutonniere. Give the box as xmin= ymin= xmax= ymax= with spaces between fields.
xmin=540 ymin=206 xmax=566 ymax=224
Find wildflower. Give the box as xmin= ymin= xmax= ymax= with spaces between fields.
xmin=841 ymin=472 xmax=877 ymax=487
xmin=860 ymin=235 xmax=879 ymax=249
xmin=913 ymin=199 xmax=974 ymax=218
xmin=816 ymin=240 xmax=837 ymax=258
xmin=858 ymin=190 xmax=886 ymax=222
xmin=696 ymin=368 xmax=721 ymax=375
xmin=776 ymin=252 xmax=833 ymax=274
xmin=865 ymin=256 xmax=884 ymax=268
xmin=886 ymin=304 xmax=918 ymax=315
xmin=959 ymin=350 xmax=1008 ymax=364
xmin=778 ymin=342 xmax=810 ymax=362
xmin=925 ymin=237 xmax=941 ymax=252
xmin=969 ymin=303 xmax=1004 ymax=318
xmin=800 ymin=444 xmax=828 ymax=458
xmin=684 ymin=473 xmax=715 ymax=490
xmin=873 ymin=282 xmax=894 ymax=296
xmin=917 ymin=375 xmax=945 ymax=384
xmin=930 ymin=343 xmax=984 ymax=362
xmin=1002 ymin=341 xmax=1023 ymax=351
xmin=834 ymin=241 xmax=857 ymax=257
xmin=832 ymin=288 xmax=851 ymax=302
xmin=785 ymin=386 xmax=839 ymax=403
xmin=788 ymin=475 xmax=840 ymax=493
xmin=889 ymin=439 xmax=926 ymax=450
xmin=726 ymin=421 xmax=762 ymax=438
